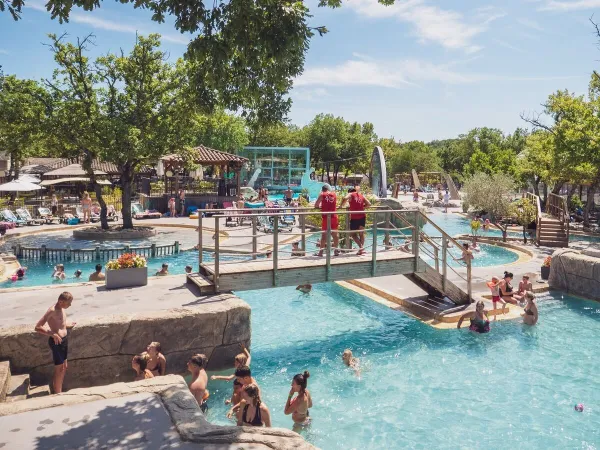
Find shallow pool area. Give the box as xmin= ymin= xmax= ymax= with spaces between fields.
xmin=205 ymin=285 xmax=599 ymax=449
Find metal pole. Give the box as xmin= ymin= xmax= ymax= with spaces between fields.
xmin=371 ymin=212 xmax=378 ymax=276
xmin=214 ymin=216 xmax=219 ymax=292
xmin=300 ymin=215 xmax=306 ymax=254
xmin=433 ymin=243 xmax=439 ymax=272
xmin=441 ymin=236 xmax=447 ymax=292
xmin=273 ymin=216 xmax=279 ymax=287
xmin=326 ymin=214 xmax=332 ymax=281
xmin=198 ymin=213 xmax=203 ymax=267
xmin=412 ymin=211 xmax=419 ymax=272
xmin=252 ymin=216 xmax=257 ymax=261
xmin=345 ymin=212 xmax=351 ymax=250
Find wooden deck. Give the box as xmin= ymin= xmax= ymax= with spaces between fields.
xmin=192 ymin=251 xmax=422 ymax=292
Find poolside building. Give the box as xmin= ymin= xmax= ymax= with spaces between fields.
xmin=237 ymin=147 xmax=310 ymax=192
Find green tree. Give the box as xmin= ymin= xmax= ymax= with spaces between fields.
xmin=192 ymin=110 xmax=249 ymax=153
xmin=389 ymin=141 xmax=440 ymax=176
xmin=510 ymin=198 xmax=537 ymax=244
xmin=0 ymin=74 xmax=49 ymax=180
xmin=249 ymin=123 xmax=304 ymax=147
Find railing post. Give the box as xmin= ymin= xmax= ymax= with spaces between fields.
xmin=41 ymin=245 xmax=46 ymax=261
xmin=95 ymin=246 xmax=100 ymax=260
xmin=345 ymin=213 xmax=352 ymax=250
xmin=433 ymin=243 xmax=439 ymax=272
xmin=412 ymin=212 xmax=419 ymax=272
xmin=175 ymin=241 xmax=180 ymax=254
xmin=66 ymin=245 xmax=72 ymax=262
xmin=273 ymin=216 xmax=279 ymax=287
xmin=252 ymin=216 xmax=258 ymax=260
xmin=300 ymin=214 xmax=306 ymax=254
xmin=151 ymin=243 xmax=156 ymax=258
xmin=213 ymin=216 xmax=219 ymax=292
xmin=326 ymin=214 xmax=332 ymax=281
xmin=198 ymin=213 xmax=203 ymax=267
xmin=384 ymin=213 xmax=391 ymax=249
xmin=371 ymin=212 xmax=378 ymax=276
xmin=441 ymin=236 xmax=447 ymax=292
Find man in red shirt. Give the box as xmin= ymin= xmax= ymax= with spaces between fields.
xmin=341 ymin=186 xmax=371 ymax=255
xmin=314 ymin=185 xmax=339 ymax=257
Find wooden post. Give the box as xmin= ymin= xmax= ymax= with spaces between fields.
xmin=441 ymin=236 xmax=447 ymax=292
xmin=174 ymin=241 xmax=180 ymax=254
xmin=213 ymin=216 xmax=219 ymax=292
xmin=326 ymin=214 xmax=332 ymax=281
xmin=95 ymin=246 xmax=100 ymax=260
xmin=41 ymin=245 xmax=46 ymax=261
xmin=371 ymin=212 xmax=378 ymax=276
xmin=273 ymin=216 xmax=279 ymax=287
xmin=198 ymin=213 xmax=203 ymax=267
xmin=66 ymin=245 xmax=72 ymax=262
xmin=252 ymin=216 xmax=258 ymax=260
xmin=151 ymin=244 xmax=156 ymax=258
xmin=433 ymin=243 xmax=439 ymax=272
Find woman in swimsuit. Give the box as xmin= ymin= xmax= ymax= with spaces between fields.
xmin=132 ymin=352 xmax=154 ymax=381
xmin=499 ymin=271 xmax=523 ymax=305
xmin=146 ymin=341 xmax=166 ymax=376
xmin=81 ymin=192 xmax=92 ymax=223
xmin=284 ymin=371 xmax=312 ymax=427
xmin=457 ymin=301 xmax=491 ymax=333
xmin=522 ymin=292 xmax=539 ymax=326
xmin=236 ymin=384 xmax=271 ymax=427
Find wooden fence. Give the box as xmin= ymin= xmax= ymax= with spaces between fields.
xmin=12 ymin=241 xmax=180 ymax=261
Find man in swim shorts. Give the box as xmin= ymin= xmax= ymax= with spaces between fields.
xmin=341 ymin=186 xmax=371 ymax=255
xmin=35 ymin=292 xmax=76 ymax=393
xmin=314 ymin=185 xmax=339 ymax=257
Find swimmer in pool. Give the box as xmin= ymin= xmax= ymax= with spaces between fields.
xmin=522 ymin=292 xmax=538 ymax=326
xmin=284 ymin=371 xmax=312 ymax=428
xmin=342 ymin=349 xmax=360 ymax=376
xmin=296 ymin=284 xmax=312 ymax=294
xmin=457 ymin=301 xmax=490 ymax=333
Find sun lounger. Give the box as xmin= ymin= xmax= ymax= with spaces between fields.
xmin=75 ymin=205 xmax=100 ymax=223
xmin=223 ymin=202 xmax=240 ymax=227
xmin=37 ymin=207 xmax=60 ymax=224
xmin=131 ymin=202 xmax=161 ymax=219
xmin=1 ymin=209 xmax=27 ymax=227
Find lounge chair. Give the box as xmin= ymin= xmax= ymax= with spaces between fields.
xmin=131 ymin=202 xmax=161 ymax=219
xmin=1 ymin=209 xmax=27 ymax=227
xmin=107 ymin=205 xmax=120 ymax=222
xmin=75 ymin=205 xmax=100 ymax=223
xmin=37 ymin=207 xmax=60 ymax=224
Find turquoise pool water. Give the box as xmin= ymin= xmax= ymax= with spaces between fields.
xmin=205 ymin=286 xmax=599 ymax=449
xmin=424 ymin=212 xmax=523 ymax=239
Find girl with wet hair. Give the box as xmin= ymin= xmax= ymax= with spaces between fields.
xmin=457 ymin=301 xmax=490 ymax=333
xmin=284 ymin=371 xmax=313 ymax=426
xmin=132 ymin=352 xmax=154 ymax=381
xmin=146 ymin=341 xmax=166 ymax=376
xmin=237 ymin=384 xmax=271 ymax=427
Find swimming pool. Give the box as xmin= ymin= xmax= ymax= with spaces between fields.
xmin=205 ymin=286 xmax=599 ymax=449
xmin=424 ymin=212 xmax=523 ymax=239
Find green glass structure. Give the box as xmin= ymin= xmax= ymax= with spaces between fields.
xmin=237 ymin=147 xmax=310 ymax=191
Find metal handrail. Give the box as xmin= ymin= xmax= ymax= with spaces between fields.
xmin=525 ymin=192 xmax=542 ymax=246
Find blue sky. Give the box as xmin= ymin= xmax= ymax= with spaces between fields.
xmin=1 ymin=0 xmax=598 ymax=141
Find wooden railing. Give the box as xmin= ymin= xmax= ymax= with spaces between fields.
xmin=525 ymin=192 xmax=542 ymax=246
xmin=12 ymin=242 xmax=180 ymax=261
xmin=196 ymin=206 xmax=472 ymax=302
xmin=547 ymin=192 xmax=570 ymax=240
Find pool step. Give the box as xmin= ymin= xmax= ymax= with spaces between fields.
xmin=5 ymin=373 xmax=50 ymax=403
xmin=187 ymin=272 xmax=215 ymax=294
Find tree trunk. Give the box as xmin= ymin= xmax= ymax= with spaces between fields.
xmin=567 ymin=184 xmax=578 ymax=211
xmin=532 ymin=176 xmax=540 ymax=198
xmin=542 ymin=183 xmax=548 ymax=208
xmin=552 ymin=181 xmax=564 ymax=195
xmin=522 ymin=226 xmax=528 ymax=244
xmin=583 ymin=181 xmax=598 ymax=228
xmin=121 ymin=169 xmax=134 ymax=229
xmin=9 ymin=151 xmax=20 ymax=181
xmin=93 ymin=182 xmax=109 ymax=230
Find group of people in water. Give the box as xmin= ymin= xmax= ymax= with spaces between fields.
xmin=457 ymin=271 xmax=539 ymax=333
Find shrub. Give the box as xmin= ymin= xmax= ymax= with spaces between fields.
xmin=542 ymin=256 xmax=551 ymax=267
xmin=106 ymin=253 xmax=147 ymax=270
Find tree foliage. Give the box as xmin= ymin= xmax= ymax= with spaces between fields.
xmin=462 ymin=172 xmax=515 ymax=221
xmin=192 ymin=110 xmax=249 ymax=154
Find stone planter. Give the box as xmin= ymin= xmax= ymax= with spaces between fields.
xmin=105 ymin=267 xmax=148 ymax=289
xmin=540 ymin=265 xmax=550 ymax=280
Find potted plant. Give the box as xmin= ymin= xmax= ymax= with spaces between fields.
xmin=541 ymin=256 xmax=551 ymax=280
xmin=105 ymin=253 xmax=148 ymax=289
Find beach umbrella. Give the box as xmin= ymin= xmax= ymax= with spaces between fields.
xmin=0 ymin=179 xmax=45 ymax=192
xmin=44 ymin=163 xmax=107 ymax=177
xmin=17 ymin=174 xmax=40 ymax=184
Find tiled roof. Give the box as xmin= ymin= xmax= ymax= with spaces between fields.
xmin=48 ymin=157 xmax=121 ymax=175
xmin=162 ymin=146 xmax=248 ymax=165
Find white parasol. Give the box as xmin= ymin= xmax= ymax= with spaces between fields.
xmin=0 ymin=179 xmax=45 ymax=192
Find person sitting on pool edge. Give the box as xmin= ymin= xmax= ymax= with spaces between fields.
xmin=88 ymin=264 xmax=105 ymax=282
xmin=517 ymin=275 xmax=533 ymax=296
xmin=499 ymin=271 xmax=523 ymax=305
xmin=457 ymin=300 xmax=490 ymax=333
xmin=156 ymin=263 xmax=169 ymax=276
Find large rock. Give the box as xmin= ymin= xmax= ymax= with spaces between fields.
xmin=0 ymin=295 xmax=251 ymax=390
xmin=549 ymin=248 xmax=600 ymax=301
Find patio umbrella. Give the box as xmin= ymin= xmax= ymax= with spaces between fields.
xmin=0 ymin=179 xmax=45 ymax=192
xmin=44 ymin=163 xmax=107 ymax=177
xmin=17 ymin=174 xmax=40 ymax=184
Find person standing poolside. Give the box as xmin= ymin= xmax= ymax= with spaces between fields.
xmin=132 ymin=352 xmax=154 ymax=381
xmin=51 ymin=194 xmax=59 ymax=216
xmin=457 ymin=301 xmax=490 ymax=333
xmin=443 ymin=190 xmax=450 ymax=213
xmin=284 ymin=371 xmax=312 ymax=427
xmin=314 ymin=185 xmax=339 ymax=257
xmin=81 ymin=191 xmax=92 ymax=223
xmin=237 ymin=384 xmax=271 ymax=427
xmin=168 ymin=197 xmax=176 ymax=217
xmin=341 ymin=186 xmax=371 ymax=255
xmin=284 ymin=186 xmax=294 ymax=206
xmin=187 ymin=354 xmax=209 ymax=409
xmin=35 ymin=292 xmax=76 ymax=393
xmin=89 ymin=264 xmax=105 ymax=281
xmin=522 ymin=292 xmax=539 ymax=326
xmin=146 ymin=342 xmax=166 ymax=376
xmin=486 ymin=276 xmax=507 ymax=320
xmin=179 ymin=189 xmax=186 ymax=217
xmin=413 ymin=189 xmax=419 ymax=202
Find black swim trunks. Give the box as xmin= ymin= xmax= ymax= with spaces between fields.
xmin=48 ymin=334 xmax=68 ymax=365
xmin=350 ymin=217 xmax=366 ymax=230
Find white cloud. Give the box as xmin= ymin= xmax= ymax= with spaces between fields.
xmin=295 ymin=55 xmax=585 ymax=88
xmin=345 ymin=0 xmax=505 ymax=53
xmin=517 ymin=18 xmax=544 ymax=31
xmin=494 ymin=39 xmax=526 ymax=53
xmin=538 ymin=0 xmax=600 ymax=11
xmin=25 ymin=1 xmax=189 ymax=45
xmin=0 ymin=49 xmax=9 ymax=55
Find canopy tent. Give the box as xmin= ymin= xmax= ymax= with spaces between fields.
xmin=39 ymin=177 xmax=112 ymax=186
xmin=44 ymin=164 xmax=107 ymax=177
xmin=17 ymin=174 xmax=41 ymax=184
xmin=0 ymin=179 xmax=45 ymax=192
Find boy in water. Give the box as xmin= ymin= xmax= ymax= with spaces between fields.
xmin=35 ymin=292 xmax=76 ymax=393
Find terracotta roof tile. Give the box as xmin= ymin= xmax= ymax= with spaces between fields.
xmin=162 ymin=146 xmax=248 ymax=165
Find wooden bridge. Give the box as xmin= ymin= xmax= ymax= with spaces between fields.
xmin=187 ymin=206 xmax=473 ymax=305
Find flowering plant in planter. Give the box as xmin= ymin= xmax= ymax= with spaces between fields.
xmin=106 ymin=253 xmax=147 ymax=270
xmin=542 ymin=256 xmax=552 ymax=267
